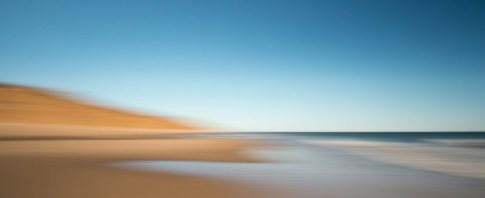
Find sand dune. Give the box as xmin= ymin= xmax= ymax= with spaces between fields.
xmin=0 ymin=84 xmax=199 ymax=133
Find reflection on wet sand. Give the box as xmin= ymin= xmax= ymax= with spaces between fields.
xmin=117 ymin=135 xmax=485 ymax=198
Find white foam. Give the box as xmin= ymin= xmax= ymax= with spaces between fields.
xmin=306 ymin=140 xmax=485 ymax=179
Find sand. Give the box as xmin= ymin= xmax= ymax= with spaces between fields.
xmin=0 ymin=127 xmax=269 ymax=198
xmin=0 ymin=84 xmax=200 ymax=131
xmin=0 ymin=84 xmax=271 ymax=197
xmin=0 ymin=123 xmax=211 ymax=139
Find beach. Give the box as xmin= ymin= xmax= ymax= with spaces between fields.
xmin=2 ymin=0 xmax=484 ymax=197
xmin=0 ymin=85 xmax=277 ymax=198
xmin=0 ymin=128 xmax=270 ymax=198
xmin=2 ymin=128 xmax=485 ymax=198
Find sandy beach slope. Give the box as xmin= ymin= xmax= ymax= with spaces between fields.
xmin=0 ymin=84 xmax=200 ymax=132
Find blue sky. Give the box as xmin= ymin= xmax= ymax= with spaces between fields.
xmin=1 ymin=0 xmax=484 ymax=131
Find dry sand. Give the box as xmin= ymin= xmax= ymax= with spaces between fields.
xmin=0 ymin=123 xmax=211 ymax=138
xmin=0 ymin=84 xmax=200 ymax=131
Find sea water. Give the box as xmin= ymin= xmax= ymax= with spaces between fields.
xmin=115 ymin=132 xmax=485 ymax=198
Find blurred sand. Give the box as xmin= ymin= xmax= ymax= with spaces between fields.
xmin=0 ymin=84 xmax=200 ymax=132
xmin=0 ymin=131 xmax=266 ymax=198
xmin=0 ymin=84 xmax=269 ymax=198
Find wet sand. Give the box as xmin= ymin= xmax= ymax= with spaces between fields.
xmin=0 ymin=131 xmax=272 ymax=198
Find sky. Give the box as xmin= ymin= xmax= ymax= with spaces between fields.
xmin=1 ymin=0 xmax=484 ymax=131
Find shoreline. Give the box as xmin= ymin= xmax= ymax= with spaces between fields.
xmin=2 ymin=127 xmax=485 ymax=198
xmin=307 ymin=139 xmax=485 ymax=179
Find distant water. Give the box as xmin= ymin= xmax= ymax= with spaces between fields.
xmin=215 ymin=131 xmax=485 ymax=144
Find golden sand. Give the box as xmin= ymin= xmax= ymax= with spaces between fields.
xmin=0 ymin=84 xmax=199 ymax=132
xmin=0 ymin=135 xmax=265 ymax=198
xmin=0 ymin=84 xmax=269 ymax=197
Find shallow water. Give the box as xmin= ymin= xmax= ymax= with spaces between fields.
xmin=115 ymin=133 xmax=485 ymax=198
